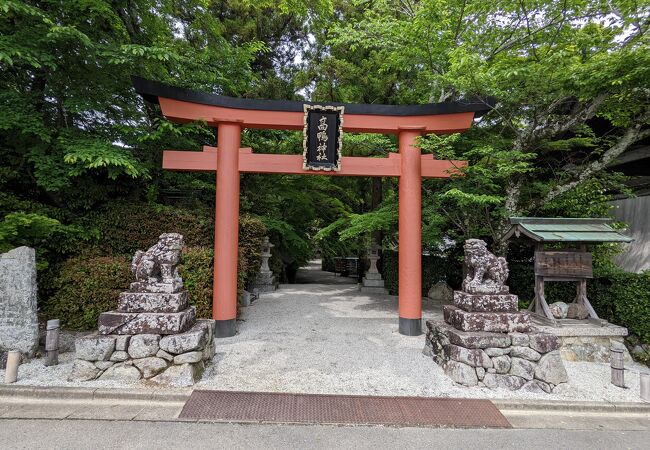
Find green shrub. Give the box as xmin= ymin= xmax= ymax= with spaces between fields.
xmin=178 ymin=214 xmax=266 ymax=319
xmin=238 ymin=214 xmax=267 ymax=291
xmin=43 ymin=255 xmax=131 ymax=330
xmin=589 ymin=269 xmax=650 ymax=344
xmin=45 ymin=214 xmax=267 ymax=328
xmin=381 ymin=250 xmax=462 ymax=296
xmin=85 ymin=201 xmax=213 ymax=255
xmin=179 ymin=246 xmax=213 ymax=319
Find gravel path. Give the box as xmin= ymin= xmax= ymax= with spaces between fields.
xmin=2 ymin=262 xmax=647 ymax=402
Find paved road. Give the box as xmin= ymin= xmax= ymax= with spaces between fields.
xmin=1 ymin=419 xmax=649 ymax=450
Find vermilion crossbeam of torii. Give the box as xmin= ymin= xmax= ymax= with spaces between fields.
xmin=163 ymin=147 xmax=467 ymax=178
xmin=134 ymin=77 xmax=492 ymax=339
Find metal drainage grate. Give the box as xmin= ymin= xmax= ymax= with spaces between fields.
xmin=179 ymin=390 xmax=511 ymax=428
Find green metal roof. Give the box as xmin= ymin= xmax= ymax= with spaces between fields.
xmin=504 ymin=217 xmax=634 ymax=243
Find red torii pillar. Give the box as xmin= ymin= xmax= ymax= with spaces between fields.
xmin=133 ymin=77 xmax=489 ymax=338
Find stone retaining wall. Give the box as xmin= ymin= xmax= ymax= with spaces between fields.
xmin=424 ymin=321 xmax=568 ymax=393
xmin=70 ymin=319 xmax=215 ymax=387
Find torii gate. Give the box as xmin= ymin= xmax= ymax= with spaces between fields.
xmin=134 ymin=77 xmax=491 ymax=338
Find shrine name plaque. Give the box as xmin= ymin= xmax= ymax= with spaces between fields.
xmin=302 ymin=104 xmax=344 ymax=171
xmin=534 ymin=251 xmax=593 ymax=279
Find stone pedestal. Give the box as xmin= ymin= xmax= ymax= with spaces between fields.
xmin=251 ymin=236 xmax=276 ymax=293
xmin=361 ymin=243 xmax=387 ymax=294
xmin=424 ymin=321 xmax=568 ymax=392
xmin=71 ymin=233 xmax=215 ymax=386
xmin=423 ymin=239 xmax=567 ymax=393
xmin=0 ymin=247 xmax=39 ymax=358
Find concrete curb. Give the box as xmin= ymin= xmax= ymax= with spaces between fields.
xmin=0 ymin=385 xmax=191 ymax=403
xmin=1 ymin=385 xmax=649 ymax=414
xmin=493 ymin=398 xmax=650 ymax=414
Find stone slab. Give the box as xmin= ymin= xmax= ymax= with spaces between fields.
xmin=362 ymin=278 xmax=385 ymax=288
xmin=444 ymin=344 xmax=492 ymax=368
xmin=252 ymin=283 xmax=276 ymax=293
xmin=360 ymin=286 xmax=389 ymax=294
xmin=159 ymin=322 xmax=209 ymax=355
xmin=117 ymin=291 xmax=189 ymax=313
xmin=453 ymin=292 xmax=518 ymax=313
xmin=98 ymin=307 xmax=196 ymax=335
xmin=0 ymin=246 xmax=39 ymax=357
xmin=444 ymin=305 xmax=531 ymax=333
xmin=129 ymin=280 xmax=183 ymax=294
xmin=363 ymin=272 xmax=383 ymax=281
xmin=425 ymin=320 xmax=511 ymax=348
xmin=534 ymin=323 xmax=628 ymax=337
xmin=75 ymin=335 xmax=116 ymax=361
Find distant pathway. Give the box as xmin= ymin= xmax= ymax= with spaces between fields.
xmin=293 ymin=259 xmax=358 ymax=284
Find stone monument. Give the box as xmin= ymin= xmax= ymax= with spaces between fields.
xmin=251 ymin=236 xmax=276 ymax=293
xmin=0 ymin=247 xmax=39 ymax=366
xmin=361 ymin=242 xmax=387 ymax=294
xmin=70 ymin=233 xmax=215 ymax=386
xmin=424 ymin=239 xmax=568 ymax=393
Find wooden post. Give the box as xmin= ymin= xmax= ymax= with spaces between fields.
xmin=398 ymin=127 xmax=423 ymax=336
xmin=44 ymin=319 xmax=60 ymax=367
xmin=611 ymin=347 xmax=625 ymax=388
xmin=4 ymin=351 xmax=20 ymax=383
xmin=213 ymin=121 xmax=242 ymax=338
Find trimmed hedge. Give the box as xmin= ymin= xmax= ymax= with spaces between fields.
xmin=179 ymin=215 xmax=266 ymax=319
xmin=179 ymin=246 xmax=213 ymax=319
xmin=588 ymin=269 xmax=650 ymax=344
xmin=381 ymin=250 xmax=463 ymax=296
xmin=84 ymin=201 xmax=213 ymax=255
xmin=46 ymin=214 xmax=267 ymax=329
xmin=43 ymin=255 xmax=131 ymax=330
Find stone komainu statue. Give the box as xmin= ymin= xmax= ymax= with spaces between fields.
xmin=131 ymin=233 xmax=184 ymax=284
xmin=461 ymin=239 xmax=509 ymax=295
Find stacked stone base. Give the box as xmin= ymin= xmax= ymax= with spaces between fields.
xmin=70 ymin=319 xmax=215 ymax=387
xmin=424 ymin=321 xmax=568 ymax=392
xmin=252 ymin=271 xmax=276 ymax=293
xmin=361 ymin=271 xmax=387 ymax=294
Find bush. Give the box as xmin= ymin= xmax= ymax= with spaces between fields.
xmin=238 ymin=214 xmax=267 ymax=291
xmin=179 ymin=246 xmax=213 ymax=319
xmin=46 ymin=213 xmax=268 ymax=328
xmin=589 ymin=269 xmax=650 ymax=344
xmin=43 ymin=255 xmax=131 ymax=330
xmin=381 ymin=250 xmax=462 ymax=296
xmin=85 ymin=201 xmax=213 ymax=255
xmin=180 ymin=215 xmax=266 ymax=318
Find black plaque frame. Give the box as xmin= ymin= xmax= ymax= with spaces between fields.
xmin=302 ymin=104 xmax=344 ymax=171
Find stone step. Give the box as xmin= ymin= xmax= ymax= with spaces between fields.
xmin=98 ymin=307 xmax=196 ymax=336
xmin=453 ymin=292 xmax=518 ymax=313
xmin=117 ymin=291 xmax=189 ymax=313
xmin=362 ymin=278 xmax=385 ymax=288
xmin=443 ymin=305 xmax=531 ymax=333
xmin=360 ymin=286 xmax=388 ymax=294
xmin=363 ymin=272 xmax=383 ymax=281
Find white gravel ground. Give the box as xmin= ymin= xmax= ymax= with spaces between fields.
xmin=2 ymin=262 xmax=648 ymax=403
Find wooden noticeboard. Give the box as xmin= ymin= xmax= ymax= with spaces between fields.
xmin=302 ymin=104 xmax=344 ymax=171
xmin=534 ymin=251 xmax=593 ymax=279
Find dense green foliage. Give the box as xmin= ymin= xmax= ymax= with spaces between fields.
xmin=45 ymin=212 xmax=265 ymax=329
xmin=1 ymin=1 xmax=648 ymax=342
xmin=43 ymin=255 xmax=131 ymax=330
xmin=381 ymin=250 xmax=463 ymax=296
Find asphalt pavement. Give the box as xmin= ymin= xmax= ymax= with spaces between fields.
xmin=1 ymin=418 xmax=650 ymax=450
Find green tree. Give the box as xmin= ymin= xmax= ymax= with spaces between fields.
xmin=311 ymin=0 xmax=649 ymax=253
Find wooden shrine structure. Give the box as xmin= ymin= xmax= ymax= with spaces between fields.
xmin=134 ymin=77 xmax=492 ymax=338
xmin=504 ymin=217 xmax=633 ymax=324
